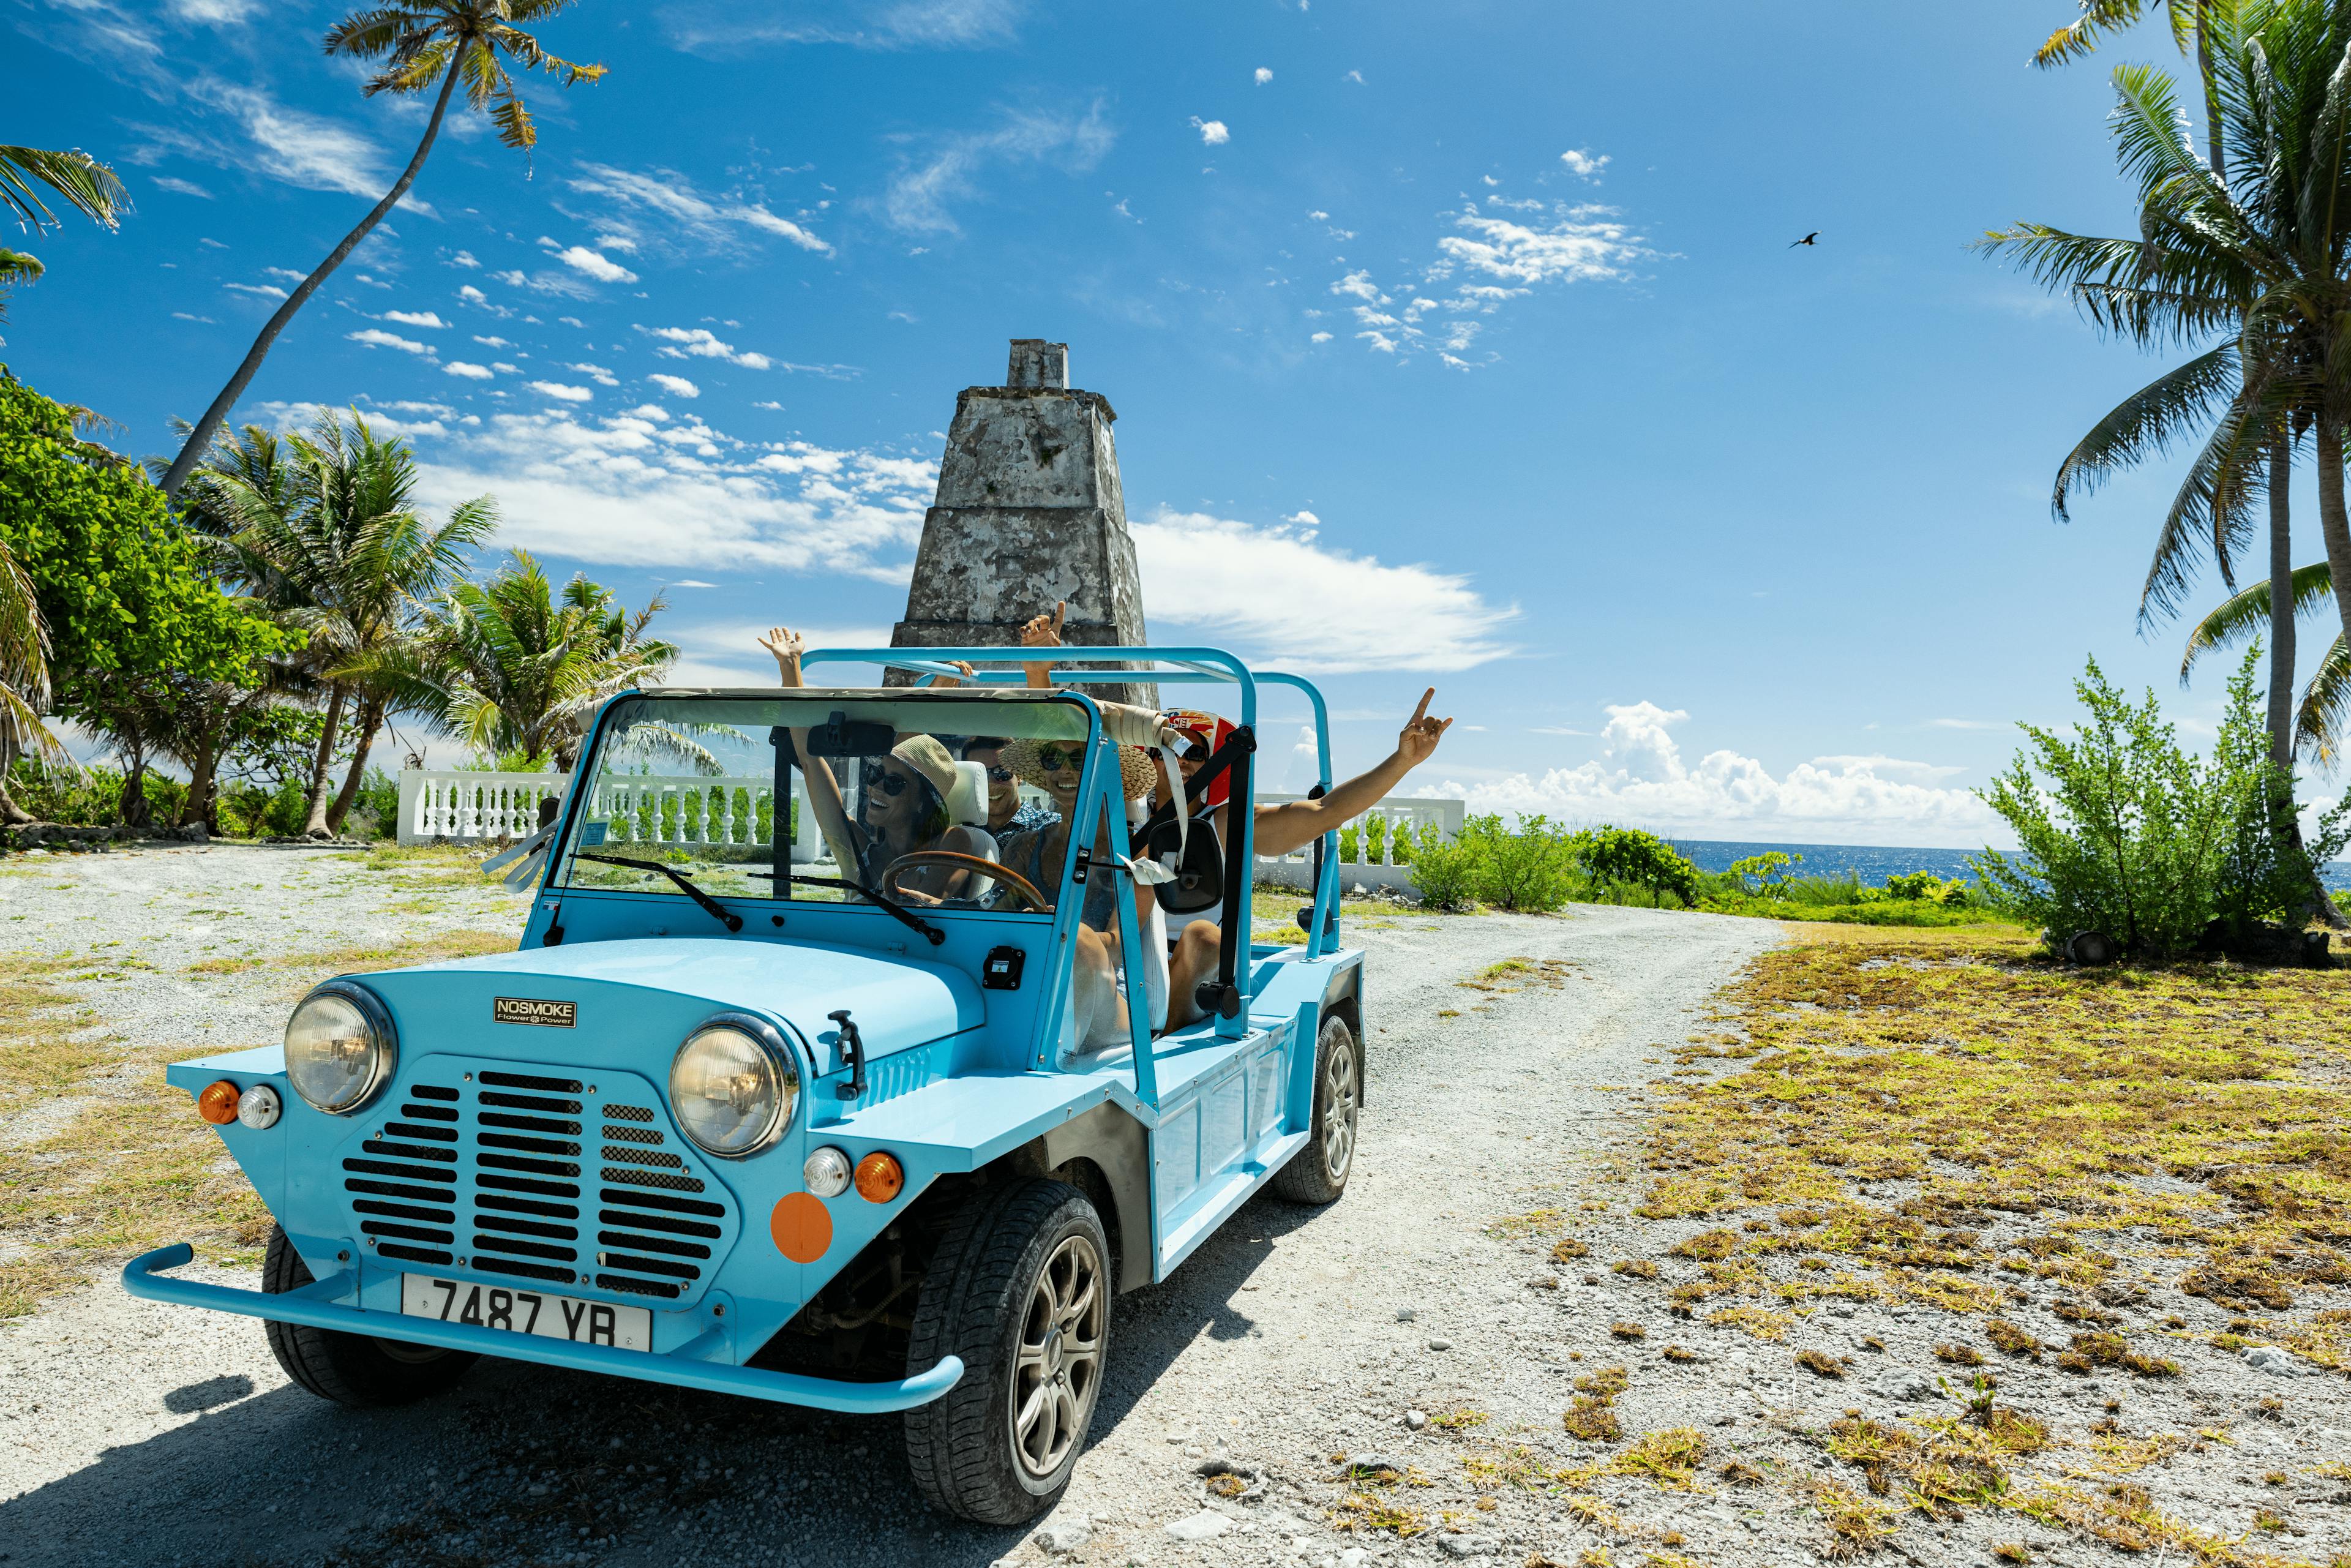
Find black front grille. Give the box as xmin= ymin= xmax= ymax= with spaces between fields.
xmin=339 ymin=1067 xmax=731 ymax=1304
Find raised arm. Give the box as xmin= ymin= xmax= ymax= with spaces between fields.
xmin=1021 ymin=602 xmax=1067 ymax=689
xmin=1251 ymin=687 xmax=1453 ymax=859
xmin=760 ymin=625 xmax=860 ymax=870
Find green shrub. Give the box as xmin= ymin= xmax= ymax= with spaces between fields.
xmin=1574 ymin=825 xmax=1700 ymax=908
xmin=1468 ymin=813 xmax=1581 ymax=912
xmin=1725 ymin=850 xmax=1802 ymax=897
xmin=3 ymin=759 xmax=182 ymax=828
xmin=1971 ymin=650 xmax=2348 ymax=958
xmin=1408 ymin=826 xmax=1484 ymax=911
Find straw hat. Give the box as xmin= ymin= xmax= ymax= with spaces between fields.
xmin=887 ymin=734 xmax=990 ymax=827
xmin=1000 ymin=735 xmax=1159 ymax=801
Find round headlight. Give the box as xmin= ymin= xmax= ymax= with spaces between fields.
xmin=670 ymin=1016 xmax=798 ymax=1158
xmin=803 ymin=1146 xmax=852 ymax=1197
xmin=284 ymin=984 xmax=395 ymax=1114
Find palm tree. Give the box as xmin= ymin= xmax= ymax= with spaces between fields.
xmin=0 ymin=532 xmax=69 ymax=820
xmin=1982 ymin=4 xmax=2351 ymax=767
xmin=1 ymin=142 xmax=127 ymax=331
xmin=195 ymin=411 xmax=495 ymax=836
xmin=2034 ymin=2 xmax=2234 ymax=184
xmin=2183 ymin=561 xmax=2351 ymax=762
xmin=395 ymin=551 xmax=677 ymax=770
xmin=156 ymin=2 xmax=604 ymax=499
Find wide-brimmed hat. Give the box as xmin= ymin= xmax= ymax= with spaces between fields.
xmin=884 ymin=734 xmax=989 ymax=827
xmin=1000 ymin=735 xmax=1158 ymax=800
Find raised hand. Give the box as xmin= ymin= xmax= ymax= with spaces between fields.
xmin=758 ymin=626 xmax=804 ymax=686
xmin=1020 ymin=601 xmax=1068 ymax=650
xmin=923 ymin=659 xmax=977 ymax=689
xmin=1395 ymin=688 xmax=1453 ymax=767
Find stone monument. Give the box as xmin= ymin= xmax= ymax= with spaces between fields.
xmin=891 ymin=340 xmax=1153 ymax=705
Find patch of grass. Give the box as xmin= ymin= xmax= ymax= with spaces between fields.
xmin=1985 ymin=1319 xmax=2043 ymax=1359
xmin=1669 ymin=1228 xmax=1739 ymax=1261
xmin=1807 ymin=1476 xmax=1901 ymax=1558
xmin=1795 ymin=1348 xmax=1846 ymax=1378
xmin=1562 ymin=1397 xmax=1622 ymax=1443
xmin=2063 ymin=1330 xmax=2179 ymax=1379
xmin=1934 ymin=1343 xmax=1985 ymax=1367
xmin=0 ymin=953 xmax=111 ymax=1114
xmin=1661 ymin=1344 xmax=1700 ymax=1363
xmin=1612 ymin=1258 xmax=1658 ymax=1280
xmin=1600 ymin=1428 xmax=1707 ymax=1488
xmin=1708 ymin=1304 xmax=1794 ymax=1341
xmin=1551 ymin=1236 xmax=1592 ymax=1261
xmin=1609 ymin=1320 xmax=1646 ymax=1341
xmin=1430 ymin=1408 xmax=1486 ymax=1431
xmin=1329 ymin=1491 xmax=1427 ymax=1538
xmin=1621 ymin=926 xmax=2351 ymax=1376
xmin=1575 ymin=1365 xmax=1630 ymax=1397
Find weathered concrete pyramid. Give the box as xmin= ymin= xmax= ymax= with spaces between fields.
xmin=891 ymin=340 xmax=1153 ymax=705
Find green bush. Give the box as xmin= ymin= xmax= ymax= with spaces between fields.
xmin=1573 ymin=825 xmax=1700 ymax=908
xmin=1406 ymin=825 xmax=1484 ymax=911
xmin=1725 ymin=849 xmax=1802 ymax=897
xmin=1971 ymin=650 xmax=2348 ymax=958
xmin=4 ymin=760 xmax=184 ymax=828
xmin=1468 ymin=813 xmax=1582 ymax=912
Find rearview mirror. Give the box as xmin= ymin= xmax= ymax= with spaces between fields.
xmin=802 ymin=711 xmax=896 ymax=757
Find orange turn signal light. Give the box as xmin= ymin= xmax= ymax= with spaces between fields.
xmin=196 ymin=1080 xmax=241 ymax=1125
xmin=853 ymin=1150 xmax=904 ymax=1204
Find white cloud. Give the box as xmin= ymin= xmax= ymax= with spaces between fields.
xmin=664 ymin=0 xmax=1033 ymax=53
xmin=648 ymin=373 xmax=702 ymax=398
xmin=567 ymin=362 xmax=620 ymax=386
xmin=566 ymin=164 xmax=834 ymax=259
xmin=443 ymin=361 xmax=495 ymax=380
xmin=171 ymin=311 xmax=216 ymax=323
xmin=1325 ymin=198 xmax=1653 ymax=367
xmin=347 ymin=328 xmax=432 ymax=354
xmin=381 ymin=310 xmax=449 ymax=328
xmin=171 ymin=0 xmax=264 ymax=23
xmin=178 ymin=83 xmax=390 ymax=200
xmin=405 ymin=408 xmax=939 ymax=579
xmin=1309 ymin=331 xmax=1332 ymax=343
xmin=1344 ymin=69 xmax=1363 ymax=83
xmin=1559 ymin=148 xmax=1610 ymax=181
xmin=882 ymin=103 xmax=1114 ymax=234
xmin=1129 ymin=509 xmax=1515 ymax=673
xmin=223 ymin=280 xmax=286 ymax=299
xmin=151 ymin=174 xmax=212 ymax=198
xmin=472 ymin=334 xmax=512 ymax=348
xmin=1254 ymin=67 xmax=1272 ymax=84
xmin=457 ymin=284 xmax=489 ymax=304
xmin=549 ymin=244 xmax=638 ymax=284
xmin=528 ymin=381 xmax=594 ymax=402
xmin=1445 ymin=702 xmax=2006 ymax=847
xmin=1191 ymin=117 xmax=1230 ymax=146
xmin=449 ymin=250 xmax=481 ymax=269
xmin=638 ymin=324 xmax=771 ymax=369
xmin=254 ymin=399 xmax=446 ymax=441
xmin=1284 ymin=509 xmax=1320 ymax=527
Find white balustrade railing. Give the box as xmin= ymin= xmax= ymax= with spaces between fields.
xmin=399 ymin=770 xmax=812 ymax=861
xmin=1252 ymin=793 xmax=1464 ymax=893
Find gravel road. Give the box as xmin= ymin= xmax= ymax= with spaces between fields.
xmin=16 ymin=849 xmax=2338 ymax=1567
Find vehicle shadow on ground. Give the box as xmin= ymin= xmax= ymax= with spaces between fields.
xmin=0 ymin=1193 xmax=1330 ymax=1568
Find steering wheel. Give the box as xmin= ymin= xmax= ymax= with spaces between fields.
xmin=881 ymin=850 xmax=1051 ymax=912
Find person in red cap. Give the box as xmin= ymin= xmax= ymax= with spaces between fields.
xmin=1016 ymin=607 xmax=1453 ymax=1030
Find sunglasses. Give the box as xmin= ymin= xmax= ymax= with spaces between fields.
xmin=984 ymin=764 xmax=1014 ymax=784
xmin=858 ymin=762 xmax=912 ymax=797
xmin=1035 ymin=744 xmax=1083 ymax=773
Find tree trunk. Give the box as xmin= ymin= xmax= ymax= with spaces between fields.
xmin=157 ymin=67 xmax=460 ymax=499
xmin=2268 ymin=440 xmax=2297 ymax=768
xmin=119 ymin=743 xmax=151 ymax=832
xmin=301 ymin=685 xmax=346 ymax=839
xmin=182 ymin=710 xmax=223 ymax=833
xmin=2315 ymin=419 xmax=2351 ymax=659
xmin=326 ymin=694 xmax=384 ymax=833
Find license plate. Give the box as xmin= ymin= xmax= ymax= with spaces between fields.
xmin=400 ymin=1274 xmax=653 ymax=1352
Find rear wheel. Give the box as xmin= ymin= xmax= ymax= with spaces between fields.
xmin=1272 ymin=1013 xmax=1360 ymax=1204
xmin=904 ymin=1180 xmax=1111 ymax=1523
xmin=262 ymin=1225 xmax=476 ymax=1407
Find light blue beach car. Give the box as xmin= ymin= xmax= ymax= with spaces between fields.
xmin=124 ymin=645 xmax=1367 ymax=1523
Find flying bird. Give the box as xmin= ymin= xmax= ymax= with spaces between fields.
xmin=1789 ymin=231 xmax=1820 ymax=248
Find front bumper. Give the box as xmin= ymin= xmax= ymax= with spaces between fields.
xmin=122 ymin=1244 xmax=963 ymax=1415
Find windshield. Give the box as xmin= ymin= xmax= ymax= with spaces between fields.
xmin=553 ymin=692 xmax=1092 ymax=916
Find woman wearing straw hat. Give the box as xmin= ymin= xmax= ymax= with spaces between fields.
xmin=757 ymin=626 xmax=996 ymax=901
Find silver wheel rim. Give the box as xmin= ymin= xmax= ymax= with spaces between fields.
xmin=1011 ymin=1233 xmax=1104 ymax=1480
xmin=1321 ymin=1035 xmax=1358 ymax=1180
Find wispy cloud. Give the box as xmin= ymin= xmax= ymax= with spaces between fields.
xmin=637 ymin=324 xmax=772 ymax=369
xmin=130 ymin=81 xmax=393 ymax=201
xmin=528 ymin=381 xmax=595 ymax=402
xmin=149 ymin=174 xmax=212 ymax=198
xmin=1129 ymin=509 xmax=1516 ymax=673
xmin=662 ymin=0 xmax=1032 ymax=52
xmin=566 ymin=164 xmax=834 ymax=260
xmin=443 ymin=362 xmax=495 ymax=380
xmin=1559 ymin=148 xmax=1610 ymax=181
xmin=381 ymin=309 xmax=449 ymax=329
xmin=348 ymin=327 xmax=432 ymax=355
xmin=648 ymin=373 xmax=702 ymax=399
xmin=882 ymin=102 xmax=1114 ymax=235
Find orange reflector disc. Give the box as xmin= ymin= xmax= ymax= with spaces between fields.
xmin=853 ymin=1150 xmax=904 ymax=1204
xmin=770 ymin=1191 xmax=832 ymax=1264
xmin=196 ymin=1080 xmax=240 ymax=1126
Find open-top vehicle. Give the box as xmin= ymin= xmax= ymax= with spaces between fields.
xmin=124 ymin=645 xmax=1367 ymax=1523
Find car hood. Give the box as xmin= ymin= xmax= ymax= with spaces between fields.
xmin=364 ymin=937 xmax=982 ymax=1072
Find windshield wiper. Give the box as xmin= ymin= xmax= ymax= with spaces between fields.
xmin=576 ymin=853 xmax=744 ymax=933
xmin=749 ymin=872 xmax=946 ymax=947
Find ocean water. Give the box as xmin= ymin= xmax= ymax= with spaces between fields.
xmin=1668 ymin=838 xmax=2351 ymax=891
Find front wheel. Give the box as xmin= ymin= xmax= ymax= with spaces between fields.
xmin=261 ymin=1225 xmax=476 ymax=1407
xmin=904 ymin=1180 xmax=1111 ymax=1523
xmin=1272 ymin=1013 xmax=1360 ymax=1204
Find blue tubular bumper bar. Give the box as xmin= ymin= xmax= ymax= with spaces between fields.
xmin=122 ymin=1245 xmax=964 ymax=1415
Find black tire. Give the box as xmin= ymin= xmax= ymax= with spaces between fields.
xmin=262 ymin=1225 xmax=476 ymax=1408
xmin=1272 ymin=1013 xmax=1360 ymax=1204
xmin=903 ymin=1180 xmax=1112 ymax=1524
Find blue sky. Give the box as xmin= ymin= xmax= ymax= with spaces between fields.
xmin=1 ymin=0 xmax=2295 ymax=846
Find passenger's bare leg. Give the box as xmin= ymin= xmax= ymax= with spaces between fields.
xmin=1164 ymin=920 xmax=1221 ymax=1029
xmin=1070 ymin=925 xmax=1130 ymax=1049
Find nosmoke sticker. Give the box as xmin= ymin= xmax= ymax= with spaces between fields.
xmin=493 ymin=997 xmax=576 ymax=1027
